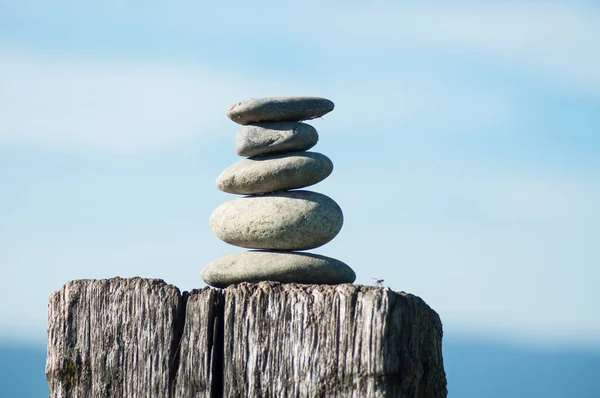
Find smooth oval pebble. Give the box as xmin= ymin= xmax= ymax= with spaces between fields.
xmin=210 ymin=190 xmax=343 ymax=250
xmin=217 ymin=151 xmax=333 ymax=195
xmin=235 ymin=122 xmax=318 ymax=157
xmin=201 ymin=251 xmax=356 ymax=288
xmin=226 ymin=96 xmax=334 ymax=125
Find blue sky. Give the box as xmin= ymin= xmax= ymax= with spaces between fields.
xmin=1 ymin=1 xmax=599 ymax=351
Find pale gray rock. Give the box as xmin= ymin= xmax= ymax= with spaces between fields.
xmin=216 ymin=151 xmax=333 ymax=195
xmin=235 ymin=122 xmax=319 ymax=157
xmin=210 ymin=190 xmax=343 ymax=250
xmin=227 ymin=97 xmax=334 ymax=125
xmin=201 ymin=251 xmax=355 ymax=287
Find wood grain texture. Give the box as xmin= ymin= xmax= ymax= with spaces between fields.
xmin=173 ymin=288 xmax=223 ymax=398
xmin=223 ymin=282 xmax=447 ymax=398
xmin=46 ymin=277 xmax=185 ymax=398
xmin=47 ymin=278 xmax=446 ymax=398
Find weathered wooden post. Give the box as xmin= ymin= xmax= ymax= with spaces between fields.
xmin=47 ymin=97 xmax=447 ymax=396
xmin=46 ymin=278 xmax=446 ymax=397
xmin=46 ymin=278 xmax=185 ymax=397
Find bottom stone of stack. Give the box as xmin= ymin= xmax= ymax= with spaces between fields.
xmin=201 ymin=250 xmax=355 ymax=288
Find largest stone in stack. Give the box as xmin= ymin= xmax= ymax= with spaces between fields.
xmin=201 ymin=97 xmax=356 ymax=288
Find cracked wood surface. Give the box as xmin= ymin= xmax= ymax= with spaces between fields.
xmin=172 ymin=288 xmax=223 ymax=398
xmin=223 ymin=282 xmax=446 ymax=397
xmin=46 ymin=277 xmax=185 ymax=398
xmin=46 ymin=278 xmax=447 ymax=398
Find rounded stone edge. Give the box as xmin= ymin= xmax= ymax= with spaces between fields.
xmin=200 ymin=250 xmax=356 ymax=288
xmin=209 ymin=190 xmax=344 ymax=251
xmin=234 ymin=122 xmax=319 ymax=157
xmin=226 ymin=97 xmax=335 ymax=125
xmin=215 ymin=151 xmax=334 ymax=195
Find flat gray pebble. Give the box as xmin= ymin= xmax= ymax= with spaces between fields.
xmin=201 ymin=250 xmax=356 ymax=288
xmin=235 ymin=122 xmax=318 ymax=157
xmin=216 ymin=151 xmax=333 ymax=195
xmin=210 ymin=190 xmax=343 ymax=250
xmin=226 ymin=97 xmax=334 ymax=125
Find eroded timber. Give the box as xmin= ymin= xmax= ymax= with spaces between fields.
xmin=46 ymin=278 xmax=447 ymax=398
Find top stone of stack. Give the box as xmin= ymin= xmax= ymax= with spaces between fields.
xmin=226 ymin=96 xmax=335 ymax=125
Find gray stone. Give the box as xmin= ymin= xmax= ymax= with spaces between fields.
xmin=216 ymin=151 xmax=333 ymax=195
xmin=210 ymin=190 xmax=343 ymax=250
xmin=201 ymin=251 xmax=355 ymax=288
xmin=227 ymin=97 xmax=335 ymax=125
xmin=235 ymin=122 xmax=319 ymax=157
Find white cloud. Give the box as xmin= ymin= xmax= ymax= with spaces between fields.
xmin=3 ymin=2 xmax=599 ymax=95
xmin=0 ymin=47 xmax=516 ymax=150
xmin=325 ymin=78 xmax=515 ymax=136
xmin=0 ymin=49 xmax=286 ymax=151
xmin=332 ymin=3 xmax=600 ymax=93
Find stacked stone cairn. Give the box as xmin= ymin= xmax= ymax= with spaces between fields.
xmin=201 ymin=97 xmax=356 ymax=288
